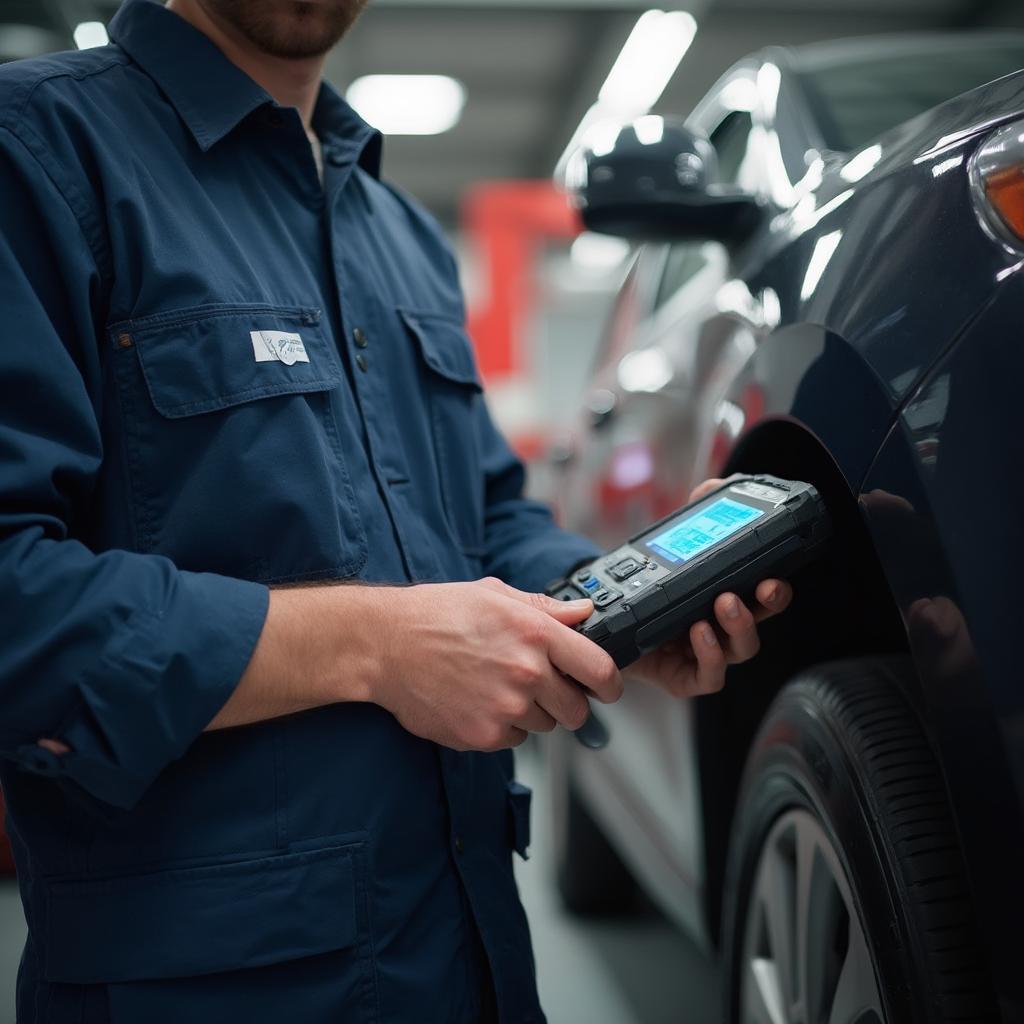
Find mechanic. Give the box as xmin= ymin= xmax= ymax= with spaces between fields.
xmin=0 ymin=1 xmax=792 ymax=1021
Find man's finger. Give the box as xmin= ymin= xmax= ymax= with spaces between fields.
xmin=506 ymin=727 xmax=529 ymax=749
xmin=544 ymin=621 xmax=623 ymax=705
xmin=534 ymin=675 xmax=592 ymax=731
xmin=689 ymin=620 xmax=726 ymax=693
xmin=713 ymin=592 xmax=760 ymax=662
xmin=688 ymin=477 xmax=726 ymax=504
xmin=752 ymin=579 xmax=793 ymax=623
xmin=517 ymin=702 xmax=558 ymax=734
xmin=687 ymin=473 xmax=743 ymax=504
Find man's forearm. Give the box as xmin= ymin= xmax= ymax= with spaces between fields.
xmin=206 ymin=585 xmax=388 ymax=730
xmin=203 ymin=575 xmax=623 ymax=754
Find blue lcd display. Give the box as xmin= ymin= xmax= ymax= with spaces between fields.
xmin=644 ymin=497 xmax=764 ymax=564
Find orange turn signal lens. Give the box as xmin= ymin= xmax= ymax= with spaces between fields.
xmin=984 ymin=165 xmax=1024 ymax=240
xmin=973 ymin=121 xmax=1024 ymax=247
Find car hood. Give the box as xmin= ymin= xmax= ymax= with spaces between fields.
xmin=769 ymin=68 xmax=1024 ymax=412
xmin=836 ymin=69 xmax=1024 ymax=186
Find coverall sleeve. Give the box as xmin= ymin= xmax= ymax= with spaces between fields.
xmin=476 ymin=401 xmax=600 ymax=593
xmin=0 ymin=126 xmax=269 ymax=810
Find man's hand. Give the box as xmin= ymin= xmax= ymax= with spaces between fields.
xmin=375 ymin=577 xmax=623 ymax=751
xmin=629 ymin=477 xmax=793 ymax=698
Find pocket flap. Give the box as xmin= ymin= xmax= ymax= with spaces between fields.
xmin=43 ymin=842 xmax=361 ymax=984
xmin=399 ymin=309 xmax=482 ymax=390
xmin=110 ymin=305 xmax=341 ymax=419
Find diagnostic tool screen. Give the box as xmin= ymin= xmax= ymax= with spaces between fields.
xmin=644 ymin=497 xmax=764 ymax=564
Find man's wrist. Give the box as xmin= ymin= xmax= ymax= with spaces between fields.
xmin=312 ymin=585 xmax=390 ymax=707
xmin=208 ymin=581 xmax=407 ymax=731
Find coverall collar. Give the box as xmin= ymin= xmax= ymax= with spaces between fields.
xmin=109 ymin=0 xmax=382 ymax=176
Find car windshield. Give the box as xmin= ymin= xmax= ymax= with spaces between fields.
xmin=797 ymin=42 xmax=1024 ymax=152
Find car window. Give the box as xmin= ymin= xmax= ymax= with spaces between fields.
xmin=654 ymin=245 xmax=707 ymax=310
xmin=709 ymin=111 xmax=753 ymax=185
xmin=797 ymin=44 xmax=1024 ymax=152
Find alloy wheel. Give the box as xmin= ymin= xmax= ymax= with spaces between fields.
xmin=739 ymin=807 xmax=884 ymax=1024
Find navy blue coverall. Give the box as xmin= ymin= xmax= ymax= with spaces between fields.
xmin=0 ymin=1 xmax=599 ymax=1020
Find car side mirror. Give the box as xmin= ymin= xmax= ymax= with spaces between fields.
xmin=566 ymin=117 xmax=763 ymax=244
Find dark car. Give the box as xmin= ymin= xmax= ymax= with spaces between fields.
xmin=548 ymin=33 xmax=1024 ymax=1024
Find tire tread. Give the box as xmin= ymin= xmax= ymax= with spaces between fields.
xmin=799 ymin=661 xmax=996 ymax=1022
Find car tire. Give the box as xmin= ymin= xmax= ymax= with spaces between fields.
xmin=548 ymin=736 xmax=638 ymax=915
xmin=720 ymin=658 xmax=997 ymax=1024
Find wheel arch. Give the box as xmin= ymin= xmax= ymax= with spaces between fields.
xmin=695 ymin=416 xmax=911 ymax=945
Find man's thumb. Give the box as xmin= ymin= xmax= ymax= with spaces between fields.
xmin=479 ymin=577 xmax=594 ymax=623
xmin=530 ymin=591 xmax=594 ymax=624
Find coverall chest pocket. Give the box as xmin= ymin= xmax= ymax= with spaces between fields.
xmin=109 ymin=304 xmax=367 ymax=583
xmin=400 ymin=309 xmax=486 ymax=563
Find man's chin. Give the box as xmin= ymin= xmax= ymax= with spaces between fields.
xmin=258 ymin=8 xmax=354 ymax=58
xmin=259 ymin=24 xmax=344 ymax=60
xmin=203 ymin=0 xmax=369 ymax=59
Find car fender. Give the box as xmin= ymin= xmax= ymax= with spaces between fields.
xmin=859 ymin=268 xmax=1024 ymax=1006
xmin=699 ymin=320 xmax=894 ymax=491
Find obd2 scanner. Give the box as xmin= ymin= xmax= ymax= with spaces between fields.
xmin=546 ymin=475 xmax=832 ymax=748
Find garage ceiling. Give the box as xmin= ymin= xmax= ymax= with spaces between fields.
xmin=331 ymin=0 xmax=1023 ymax=223
xmin=9 ymin=0 xmax=1024 ymax=224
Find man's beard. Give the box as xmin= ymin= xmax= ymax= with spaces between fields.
xmin=198 ymin=0 xmax=369 ymax=59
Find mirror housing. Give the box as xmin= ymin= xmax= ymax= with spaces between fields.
xmin=567 ymin=117 xmax=764 ymax=244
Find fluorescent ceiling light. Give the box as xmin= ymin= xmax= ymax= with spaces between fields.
xmin=346 ymin=75 xmax=465 ymax=136
xmin=555 ymin=9 xmax=697 ymax=182
xmin=598 ymin=10 xmax=697 ymax=115
xmin=73 ymin=21 xmax=108 ymax=49
xmin=570 ymin=232 xmax=631 ymax=271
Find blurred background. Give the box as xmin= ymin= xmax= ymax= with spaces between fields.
xmin=1 ymin=1 xmax=1023 ymax=1021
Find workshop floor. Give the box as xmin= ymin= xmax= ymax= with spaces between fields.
xmin=0 ymin=883 xmax=23 ymax=1024
xmin=0 ymin=752 xmax=717 ymax=1024
xmin=516 ymin=748 xmax=719 ymax=1024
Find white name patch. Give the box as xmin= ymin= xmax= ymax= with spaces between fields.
xmin=250 ymin=330 xmax=309 ymax=366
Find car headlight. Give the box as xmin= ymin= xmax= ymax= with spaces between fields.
xmin=971 ymin=119 xmax=1024 ymax=249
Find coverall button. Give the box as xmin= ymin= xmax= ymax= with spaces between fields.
xmin=454 ymin=835 xmax=465 ymax=853
xmin=353 ymin=327 xmax=368 ymax=348
xmin=355 ymin=353 xmax=369 ymax=372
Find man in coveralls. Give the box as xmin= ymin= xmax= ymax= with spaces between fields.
xmin=0 ymin=1 xmax=793 ymax=1020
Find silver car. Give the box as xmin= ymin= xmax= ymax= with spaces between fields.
xmin=547 ymin=33 xmax=1024 ymax=1024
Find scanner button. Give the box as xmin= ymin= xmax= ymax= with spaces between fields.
xmin=592 ymin=588 xmax=621 ymax=609
xmin=609 ymin=557 xmax=641 ymax=581
xmin=582 ymin=577 xmax=600 ymax=591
